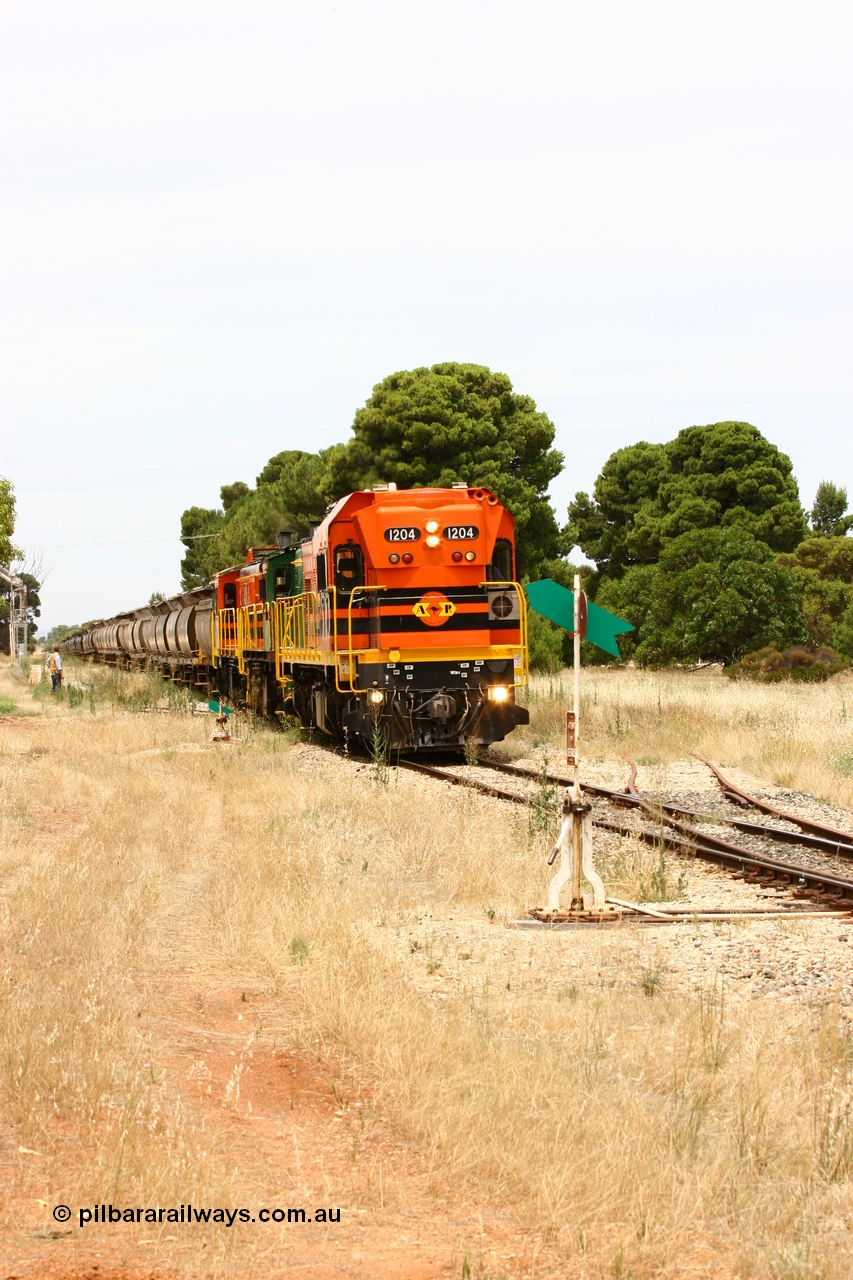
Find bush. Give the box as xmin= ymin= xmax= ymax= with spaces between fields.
xmin=594 ymin=528 xmax=805 ymax=666
xmin=727 ymin=645 xmax=849 ymax=683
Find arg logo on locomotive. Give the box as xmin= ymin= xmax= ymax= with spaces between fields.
xmin=412 ymin=592 xmax=457 ymax=626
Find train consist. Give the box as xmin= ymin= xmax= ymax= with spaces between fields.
xmin=65 ymin=484 xmax=530 ymax=751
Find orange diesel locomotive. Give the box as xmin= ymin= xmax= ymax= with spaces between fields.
xmin=66 ymin=484 xmax=530 ymax=752
xmin=213 ymin=482 xmax=529 ymax=749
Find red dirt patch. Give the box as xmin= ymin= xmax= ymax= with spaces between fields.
xmin=16 ymin=1266 xmax=172 ymax=1280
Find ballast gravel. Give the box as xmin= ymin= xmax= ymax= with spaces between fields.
xmin=292 ymin=742 xmax=853 ymax=1014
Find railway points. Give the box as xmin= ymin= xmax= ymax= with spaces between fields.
xmin=394 ymin=752 xmax=853 ymax=920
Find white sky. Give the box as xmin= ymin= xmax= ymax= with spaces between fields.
xmin=2 ymin=1 xmax=852 ymax=632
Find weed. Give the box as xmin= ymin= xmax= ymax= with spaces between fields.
xmin=288 ymin=936 xmax=311 ymax=965
xmin=832 ymin=751 xmax=853 ymax=778
xmin=527 ymin=755 xmax=559 ymax=837
xmin=422 ymin=930 xmax=442 ymax=974
xmin=612 ymin=1244 xmax=634 ymax=1278
xmin=331 ymin=1080 xmax=350 ymax=1110
xmin=640 ymin=967 xmax=664 ymax=997
xmin=670 ymin=1083 xmax=711 ymax=1158
xmin=609 ymin=700 xmax=628 ymax=739
xmin=368 ymin=712 xmax=389 ymax=786
xmin=814 ymin=1009 xmax=853 ymax=1183
xmin=638 ymin=848 xmax=686 ymax=903
xmin=698 ymin=979 xmax=728 ymax=1072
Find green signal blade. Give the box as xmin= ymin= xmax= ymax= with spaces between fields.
xmin=525 ymin=579 xmax=634 ymax=658
xmin=208 ymin=699 xmax=233 ymax=716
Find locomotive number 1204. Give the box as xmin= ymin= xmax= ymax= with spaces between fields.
xmin=443 ymin=525 xmax=479 ymax=540
xmin=384 ymin=527 xmax=421 ymax=542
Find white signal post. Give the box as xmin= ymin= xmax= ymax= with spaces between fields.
xmin=546 ymin=574 xmax=605 ymax=914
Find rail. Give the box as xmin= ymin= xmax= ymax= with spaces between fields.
xmin=397 ymin=757 xmax=853 ymax=909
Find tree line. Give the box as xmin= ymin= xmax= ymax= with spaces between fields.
xmin=5 ymin=361 xmax=850 ymax=669
xmin=179 ymin=362 xmax=852 ymax=672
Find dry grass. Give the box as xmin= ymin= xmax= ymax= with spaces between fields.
xmin=519 ymin=666 xmax=853 ymax=810
xmin=2 ymin=655 xmax=853 ymax=1278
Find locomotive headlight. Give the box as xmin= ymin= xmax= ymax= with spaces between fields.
xmin=369 ymin=689 xmax=385 ymax=705
xmin=464 ymin=550 xmax=476 ymax=561
xmin=489 ymin=686 xmax=509 ymax=702
xmin=425 ymin=520 xmax=439 ymax=532
xmin=425 ymin=534 xmax=440 ymax=548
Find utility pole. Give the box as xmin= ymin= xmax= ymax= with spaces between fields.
xmin=0 ymin=566 xmax=27 ymax=662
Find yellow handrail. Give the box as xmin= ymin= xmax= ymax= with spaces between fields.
xmin=236 ymin=602 xmax=267 ymax=674
xmin=340 ymin=585 xmax=388 ymax=693
xmin=479 ymin=580 xmax=529 ymax=688
xmin=267 ymin=580 xmax=529 ymax=694
xmin=272 ymin=589 xmax=337 ymax=680
xmin=213 ymin=607 xmax=237 ymax=663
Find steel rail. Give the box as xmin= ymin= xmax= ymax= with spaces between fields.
xmin=697 ymin=756 xmax=853 ymax=848
xmin=480 ymin=757 xmax=853 ymax=860
xmin=393 ymin=757 xmax=853 ymax=909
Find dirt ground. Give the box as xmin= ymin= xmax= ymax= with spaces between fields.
xmin=0 ymin=664 xmax=586 ymax=1280
xmin=3 ymin=983 xmax=557 ymax=1280
xmin=3 ymin=659 xmax=852 ymax=1279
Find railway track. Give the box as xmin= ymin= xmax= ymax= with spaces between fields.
xmin=394 ymin=754 xmax=853 ymax=912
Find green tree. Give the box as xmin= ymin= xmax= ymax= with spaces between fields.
xmin=777 ymin=537 xmax=853 ymax=654
xmin=326 ymin=363 xmax=564 ymax=575
xmin=46 ymin=623 xmax=80 ymax=646
xmin=569 ymin=422 xmax=806 ymax=577
xmin=179 ymin=504 xmax=226 ymax=589
xmin=596 ymin=528 xmax=805 ymax=666
xmin=253 ymin=449 xmax=332 ymax=530
xmin=179 ymin=452 xmax=332 ymax=590
xmin=220 ymin=481 xmax=250 ymax=511
xmin=809 ymin=481 xmax=853 ymax=537
xmin=0 ymin=476 xmax=21 ymax=566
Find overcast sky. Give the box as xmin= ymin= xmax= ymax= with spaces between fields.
xmin=2 ymin=1 xmax=852 ymax=632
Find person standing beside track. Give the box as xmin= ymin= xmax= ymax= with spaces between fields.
xmin=46 ymin=646 xmax=63 ymax=693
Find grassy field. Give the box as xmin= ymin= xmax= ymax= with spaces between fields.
xmin=2 ymin=655 xmax=853 ymax=1279
xmin=518 ymin=666 xmax=853 ymax=811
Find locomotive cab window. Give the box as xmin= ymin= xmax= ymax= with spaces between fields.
xmin=316 ymin=552 xmax=328 ymax=593
xmin=334 ymin=543 xmax=365 ymax=595
xmin=222 ymin=582 xmax=237 ymax=610
xmin=274 ymin=566 xmax=290 ymax=599
xmin=488 ymin=538 xmax=514 ymax=582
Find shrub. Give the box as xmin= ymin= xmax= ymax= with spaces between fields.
xmin=727 ymin=645 xmax=849 ymax=683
